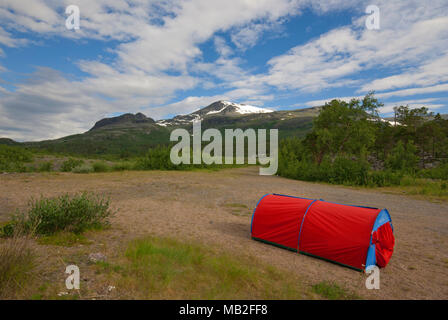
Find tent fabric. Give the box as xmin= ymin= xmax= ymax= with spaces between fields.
xmin=251 ymin=193 xmax=395 ymax=271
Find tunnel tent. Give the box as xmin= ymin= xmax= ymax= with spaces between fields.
xmin=251 ymin=193 xmax=395 ymax=271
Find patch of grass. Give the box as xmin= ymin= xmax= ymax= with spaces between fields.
xmin=9 ymin=192 xmax=114 ymax=235
xmin=72 ymin=164 xmax=94 ymax=174
xmin=311 ymin=281 xmax=360 ymax=300
xmin=38 ymin=161 xmax=53 ymax=172
xmin=224 ymin=203 xmax=248 ymax=209
xmin=96 ymin=236 xmax=313 ymax=299
xmin=37 ymin=231 xmax=92 ymax=246
xmin=61 ymin=158 xmax=84 ymax=172
xmin=381 ymin=178 xmax=448 ymax=201
xmin=0 ymin=231 xmax=35 ymax=299
xmin=92 ymin=161 xmax=110 ymax=173
xmin=111 ymin=162 xmax=133 ymax=171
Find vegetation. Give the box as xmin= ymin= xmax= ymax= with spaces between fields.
xmin=311 ymin=281 xmax=359 ymax=300
xmin=0 ymin=230 xmax=35 ymax=298
xmin=61 ymin=158 xmax=84 ymax=172
xmin=0 ymin=145 xmax=33 ymax=172
xmin=6 ymin=192 xmax=114 ymax=236
xmin=278 ymin=93 xmax=448 ymax=197
xmin=37 ymin=232 xmax=91 ymax=246
xmin=95 ymin=236 xmax=316 ymax=299
xmin=1 ymin=92 xmax=446 ymax=199
xmin=71 ymin=164 xmax=94 ymax=174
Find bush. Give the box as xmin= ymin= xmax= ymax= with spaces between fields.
xmin=135 ymin=146 xmax=190 ymax=170
xmin=10 ymin=192 xmax=114 ymax=235
xmin=72 ymin=164 xmax=93 ymax=174
xmin=385 ymin=140 xmax=419 ymax=173
xmin=92 ymin=161 xmax=110 ymax=172
xmin=38 ymin=161 xmax=53 ymax=172
xmin=111 ymin=162 xmax=133 ymax=171
xmin=419 ymin=162 xmax=448 ymax=180
xmin=61 ymin=158 xmax=84 ymax=172
xmin=0 ymin=145 xmax=33 ymax=172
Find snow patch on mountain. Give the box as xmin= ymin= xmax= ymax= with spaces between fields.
xmin=220 ymin=101 xmax=274 ymax=114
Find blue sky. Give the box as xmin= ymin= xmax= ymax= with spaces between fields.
xmin=0 ymin=0 xmax=447 ymax=141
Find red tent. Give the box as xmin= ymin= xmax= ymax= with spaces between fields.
xmin=251 ymin=194 xmax=395 ymax=271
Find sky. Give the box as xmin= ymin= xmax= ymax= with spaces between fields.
xmin=0 ymin=0 xmax=447 ymax=141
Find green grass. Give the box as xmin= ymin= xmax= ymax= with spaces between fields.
xmin=92 ymin=161 xmax=110 ymax=173
xmin=37 ymin=231 xmax=92 ymax=246
xmin=224 ymin=203 xmax=248 ymax=209
xmin=0 ymin=234 xmax=35 ymax=298
xmin=61 ymin=158 xmax=85 ymax=172
xmin=37 ymin=161 xmax=53 ymax=172
xmin=311 ymin=281 xmax=360 ymax=300
xmin=9 ymin=192 xmax=114 ymax=235
xmin=72 ymin=164 xmax=94 ymax=174
xmin=0 ymin=144 xmax=33 ymax=172
xmin=94 ymin=236 xmax=314 ymax=299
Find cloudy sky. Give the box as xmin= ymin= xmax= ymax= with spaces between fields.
xmin=0 ymin=0 xmax=447 ymax=141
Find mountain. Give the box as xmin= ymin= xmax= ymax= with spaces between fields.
xmin=0 ymin=138 xmax=20 ymax=146
xmin=90 ymin=112 xmax=155 ymax=131
xmin=156 ymin=101 xmax=274 ymax=126
xmin=2 ymin=101 xmax=322 ymax=157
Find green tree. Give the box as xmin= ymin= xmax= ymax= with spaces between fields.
xmin=385 ymin=140 xmax=419 ymax=173
xmin=304 ymin=93 xmax=380 ymax=163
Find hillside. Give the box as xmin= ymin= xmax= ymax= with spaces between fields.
xmin=1 ymin=101 xmax=321 ymax=157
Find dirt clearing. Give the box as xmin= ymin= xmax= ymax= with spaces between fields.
xmin=0 ymin=167 xmax=447 ymax=299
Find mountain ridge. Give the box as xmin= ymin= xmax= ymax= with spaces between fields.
xmin=0 ymin=101 xmax=323 ymax=156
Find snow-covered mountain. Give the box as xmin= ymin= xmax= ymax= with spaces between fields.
xmin=156 ymin=100 xmax=273 ymax=126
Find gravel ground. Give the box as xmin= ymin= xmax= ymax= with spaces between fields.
xmin=0 ymin=167 xmax=447 ymax=299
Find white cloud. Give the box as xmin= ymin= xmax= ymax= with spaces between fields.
xmin=0 ymin=0 xmax=447 ymax=141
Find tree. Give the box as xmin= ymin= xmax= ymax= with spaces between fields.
xmin=385 ymin=140 xmax=419 ymax=173
xmin=304 ymin=93 xmax=380 ymax=163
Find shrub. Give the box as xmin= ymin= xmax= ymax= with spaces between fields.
xmin=38 ymin=161 xmax=53 ymax=172
xmin=419 ymin=162 xmax=448 ymax=180
xmin=135 ymin=146 xmax=188 ymax=170
xmin=61 ymin=158 xmax=84 ymax=172
xmin=111 ymin=162 xmax=133 ymax=171
xmin=10 ymin=192 xmax=114 ymax=235
xmin=92 ymin=161 xmax=110 ymax=172
xmin=72 ymin=164 xmax=93 ymax=174
xmin=0 ymin=145 xmax=33 ymax=172
xmin=385 ymin=140 xmax=419 ymax=173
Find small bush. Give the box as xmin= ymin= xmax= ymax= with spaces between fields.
xmin=92 ymin=161 xmax=110 ymax=172
xmin=419 ymin=163 xmax=448 ymax=180
xmin=385 ymin=140 xmax=419 ymax=173
xmin=0 ymin=145 xmax=33 ymax=172
xmin=61 ymin=158 xmax=84 ymax=172
xmin=135 ymin=146 xmax=183 ymax=170
xmin=38 ymin=161 xmax=53 ymax=172
xmin=72 ymin=164 xmax=93 ymax=174
xmin=10 ymin=192 xmax=114 ymax=235
xmin=111 ymin=162 xmax=133 ymax=171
